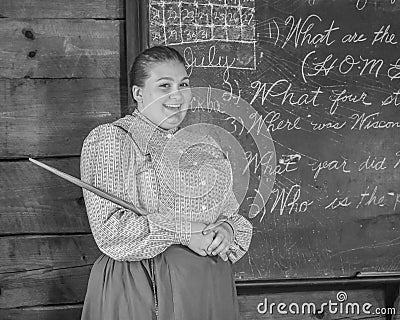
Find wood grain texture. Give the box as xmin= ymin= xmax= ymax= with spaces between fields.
xmin=0 ymin=0 xmax=124 ymax=19
xmin=0 ymin=19 xmax=121 ymax=78
xmin=0 ymin=235 xmax=100 ymax=273
xmin=0 ymin=158 xmax=90 ymax=234
xmin=0 ymin=265 xmax=91 ymax=308
xmin=0 ymin=305 xmax=83 ymax=320
xmin=0 ymin=79 xmax=122 ymax=158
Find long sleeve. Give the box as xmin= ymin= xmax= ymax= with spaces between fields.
xmin=203 ymin=135 xmax=253 ymax=263
xmin=218 ymin=189 xmax=253 ymax=264
xmin=80 ymin=124 xmax=191 ymax=261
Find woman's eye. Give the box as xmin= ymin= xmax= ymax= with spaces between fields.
xmin=180 ymin=82 xmax=190 ymax=87
xmin=160 ymin=83 xmax=170 ymax=88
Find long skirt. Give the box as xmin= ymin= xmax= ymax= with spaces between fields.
xmin=80 ymin=244 xmax=241 ymax=320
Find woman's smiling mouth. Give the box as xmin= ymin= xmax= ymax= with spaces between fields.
xmin=164 ymin=103 xmax=182 ymax=110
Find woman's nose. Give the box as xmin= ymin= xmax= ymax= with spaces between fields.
xmin=169 ymin=88 xmax=184 ymax=100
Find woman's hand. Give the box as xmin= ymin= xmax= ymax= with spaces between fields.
xmin=187 ymin=222 xmax=215 ymax=256
xmin=202 ymin=222 xmax=234 ymax=261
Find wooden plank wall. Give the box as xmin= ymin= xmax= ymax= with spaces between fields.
xmin=0 ymin=0 xmax=124 ymax=318
xmin=0 ymin=0 xmax=399 ymax=319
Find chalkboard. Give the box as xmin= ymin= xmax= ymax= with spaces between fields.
xmin=131 ymin=0 xmax=400 ymax=280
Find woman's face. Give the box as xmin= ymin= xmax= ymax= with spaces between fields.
xmin=133 ymin=60 xmax=191 ymax=130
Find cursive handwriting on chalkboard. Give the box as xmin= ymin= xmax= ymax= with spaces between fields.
xmin=250 ymin=79 xmax=323 ymax=107
xmin=355 ymin=0 xmax=397 ymax=11
xmin=282 ymin=14 xmax=339 ymax=49
xmin=350 ymin=112 xmax=400 ymax=130
xmin=150 ymin=0 xmax=400 ymax=220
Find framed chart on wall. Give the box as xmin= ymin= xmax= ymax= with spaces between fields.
xmin=125 ymin=0 xmax=400 ymax=281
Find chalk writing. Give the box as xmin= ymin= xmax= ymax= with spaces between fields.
xmin=372 ymin=25 xmax=398 ymax=45
xmin=302 ymin=51 xmax=386 ymax=83
xmin=328 ymin=89 xmax=371 ymax=115
xmin=222 ymin=71 xmax=242 ymax=104
xmin=310 ymin=120 xmax=347 ymax=131
xmin=387 ymin=58 xmax=400 ymax=80
xmin=244 ymin=151 xmax=300 ymax=176
xmin=325 ymin=196 xmax=352 ymax=210
xmin=356 ymin=185 xmax=386 ymax=208
xmin=150 ymin=0 xmax=256 ymax=44
xmin=382 ymin=90 xmax=400 ymax=107
xmin=309 ymin=157 xmax=351 ymax=180
xmin=149 ymin=0 xmax=257 ymax=70
xmin=355 ymin=0 xmax=397 ymax=11
xmin=189 ymin=86 xmax=223 ymax=113
xmin=350 ymin=112 xmax=400 ymax=130
xmin=358 ymin=155 xmax=387 ymax=171
xmin=394 ymin=151 xmax=400 ymax=169
xmin=265 ymin=19 xmax=280 ymax=46
xmin=341 ymin=31 xmax=367 ymax=43
xmin=324 ymin=187 xmax=400 ymax=212
xmin=249 ymin=188 xmax=268 ymax=221
xmin=270 ymin=185 xmax=313 ymax=215
xmin=184 ymin=45 xmax=236 ymax=77
xmin=148 ymin=0 xmax=400 ymax=243
xmin=248 ymin=110 xmax=302 ymax=133
xmin=389 ymin=192 xmax=400 ymax=211
xmin=282 ymin=14 xmax=339 ymax=49
xmin=250 ymin=79 xmax=323 ymax=107
xmin=224 ymin=115 xmax=245 ymax=135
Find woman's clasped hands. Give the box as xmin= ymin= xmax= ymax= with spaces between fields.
xmin=188 ymin=222 xmax=234 ymax=262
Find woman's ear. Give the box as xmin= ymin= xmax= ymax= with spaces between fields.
xmin=131 ymin=85 xmax=143 ymax=104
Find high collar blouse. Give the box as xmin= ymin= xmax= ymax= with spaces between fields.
xmin=80 ymin=109 xmax=253 ymax=262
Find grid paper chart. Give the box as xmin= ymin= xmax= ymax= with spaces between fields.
xmin=149 ymin=0 xmax=256 ymax=70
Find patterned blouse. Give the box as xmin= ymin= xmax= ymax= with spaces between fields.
xmin=80 ymin=109 xmax=253 ymax=263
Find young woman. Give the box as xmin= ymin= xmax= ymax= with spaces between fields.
xmin=80 ymin=45 xmax=253 ymax=320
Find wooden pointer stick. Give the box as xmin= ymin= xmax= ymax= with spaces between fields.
xmin=28 ymin=158 xmax=147 ymax=216
xmin=28 ymin=158 xmax=226 ymax=235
